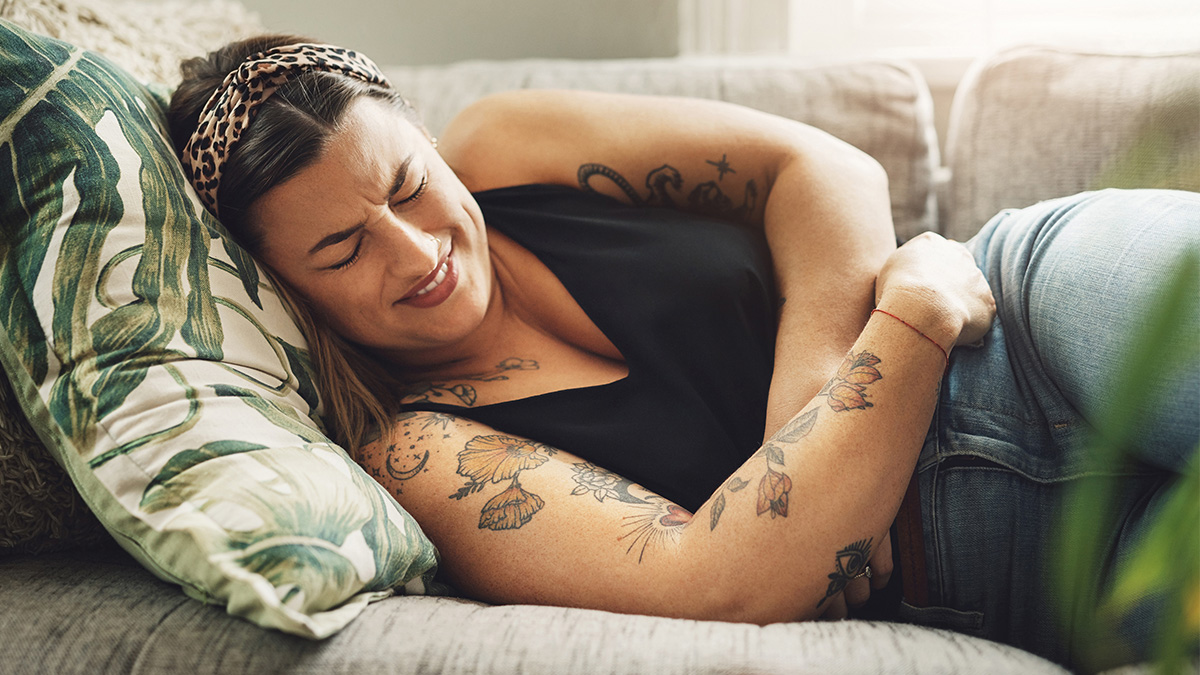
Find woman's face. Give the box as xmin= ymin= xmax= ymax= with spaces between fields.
xmin=251 ymin=96 xmax=492 ymax=361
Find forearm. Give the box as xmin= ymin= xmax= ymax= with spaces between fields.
xmin=364 ymin=300 xmax=951 ymax=624
xmin=761 ymin=132 xmax=897 ymax=439
xmin=671 ymin=297 xmax=951 ymax=622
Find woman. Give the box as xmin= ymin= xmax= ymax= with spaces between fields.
xmin=168 ymin=36 xmax=1198 ymax=668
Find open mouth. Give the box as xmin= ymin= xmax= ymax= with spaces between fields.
xmin=397 ymin=247 xmax=458 ymax=308
xmin=412 ymin=257 xmax=450 ymax=297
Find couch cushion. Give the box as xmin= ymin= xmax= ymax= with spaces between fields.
xmin=0 ymin=542 xmax=1072 ymax=675
xmin=941 ymin=46 xmax=1200 ymax=240
xmin=0 ymin=19 xmax=438 ymax=638
xmin=384 ymin=57 xmax=940 ymax=241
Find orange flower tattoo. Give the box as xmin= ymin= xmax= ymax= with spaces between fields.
xmin=456 ymin=435 xmax=550 ymax=485
xmin=756 ymin=468 xmax=793 ymax=518
xmin=450 ymin=434 xmax=555 ymax=531
xmin=823 ymin=350 xmax=883 ymax=412
xmin=479 ymin=480 xmax=545 ymax=530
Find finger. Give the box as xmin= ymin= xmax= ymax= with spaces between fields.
xmin=821 ymin=592 xmax=848 ymax=620
xmin=870 ymin=532 xmax=894 ymax=592
xmin=844 ymin=574 xmax=871 ymax=608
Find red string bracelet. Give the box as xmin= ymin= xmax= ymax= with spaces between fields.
xmin=871 ymin=309 xmax=950 ymax=366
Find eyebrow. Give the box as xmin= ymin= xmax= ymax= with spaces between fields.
xmin=307 ymin=155 xmax=415 ymax=255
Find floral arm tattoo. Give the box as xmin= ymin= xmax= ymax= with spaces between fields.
xmin=449 ymin=435 xmax=556 ymax=531
xmin=709 ymin=350 xmax=883 ymax=530
xmin=446 ymin=434 xmax=695 ymax=559
xmin=569 ymin=461 xmax=692 ymax=563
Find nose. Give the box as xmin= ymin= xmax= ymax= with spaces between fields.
xmin=380 ymin=216 xmax=441 ymax=283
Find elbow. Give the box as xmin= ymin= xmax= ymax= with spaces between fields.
xmin=674 ymin=593 xmax=820 ymax=627
xmin=692 ymin=586 xmax=824 ymax=626
xmin=840 ymin=142 xmax=889 ymax=196
xmin=784 ymin=120 xmax=891 ymax=190
xmin=659 ymin=550 xmax=825 ymax=625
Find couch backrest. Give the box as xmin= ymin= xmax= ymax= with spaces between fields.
xmin=941 ymin=46 xmax=1200 ymax=240
xmin=384 ymin=58 xmax=940 ymax=241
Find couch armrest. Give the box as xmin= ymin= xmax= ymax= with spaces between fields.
xmin=941 ymin=46 xmax=1200 ymax=240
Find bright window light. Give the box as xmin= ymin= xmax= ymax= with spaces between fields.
xmin=789 ymin=0 xmax=1200 ymax=58
xmin=680 ymin=0 xmax=1200 ymax=58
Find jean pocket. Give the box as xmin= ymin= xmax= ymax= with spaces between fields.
xmin=896 ymin=601 xmax=984 ymax=634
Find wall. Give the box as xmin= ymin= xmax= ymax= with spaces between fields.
xmin=235 ymin=0 xmax=965 ymax=153
xmin=238 ymin=0 xmax=680 ymax=66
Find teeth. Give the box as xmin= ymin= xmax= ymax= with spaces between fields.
xmin=414 ymin=259 xmax=449 ymax=296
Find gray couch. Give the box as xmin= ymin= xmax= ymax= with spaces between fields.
xmin=2 ymin=2 xmax=1197 ymax=671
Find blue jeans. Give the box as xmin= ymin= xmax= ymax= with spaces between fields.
xmin=898 ymin=189 xmax=1200 ymax=668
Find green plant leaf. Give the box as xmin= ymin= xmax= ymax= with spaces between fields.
xmin=1057 ymin=250 xmax=1200 ymax=672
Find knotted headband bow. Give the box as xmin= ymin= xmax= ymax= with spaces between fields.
xmin=181 ymin=43 xmax=391 ymax=218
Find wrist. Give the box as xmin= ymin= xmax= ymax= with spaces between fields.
xmin=874 ymin=289 xmax=962 ymax=355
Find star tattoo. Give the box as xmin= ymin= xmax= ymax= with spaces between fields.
xmin=706 ymin=154 xmax=736 ymax=180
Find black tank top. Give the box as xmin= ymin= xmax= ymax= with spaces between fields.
xmin=405 ymin=184 xmax=777 ymax=512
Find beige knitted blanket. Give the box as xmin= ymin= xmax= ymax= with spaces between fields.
xmin=0 ymin=0 xmax=264 ymax=84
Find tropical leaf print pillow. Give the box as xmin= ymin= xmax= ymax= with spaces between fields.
xmin=0 ymin=20 xmax=438 ymax=639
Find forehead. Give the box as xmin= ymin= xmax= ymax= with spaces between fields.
xmin=333 ymin=97 xmax=422 ymax=166
xmin=249 ymin=98 xmax=420 ymax=235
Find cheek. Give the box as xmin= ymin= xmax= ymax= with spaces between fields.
xmin=297 ymin=274 xmax=380 ymax=329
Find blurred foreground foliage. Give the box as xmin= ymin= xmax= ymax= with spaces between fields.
xmin=1057 ymin=250 xmax=1200 ymax=674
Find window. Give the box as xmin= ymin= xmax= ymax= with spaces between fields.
xmin=681 ymin=0 xmax=1200 ymax=59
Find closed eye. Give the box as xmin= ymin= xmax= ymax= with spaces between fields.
xmin=393 ymin=175 xmax=428 ymax=207
xmin=329 ymin=239 xmax=362 ymax=270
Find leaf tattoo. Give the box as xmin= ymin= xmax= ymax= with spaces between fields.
xmin=763 ymin=443 xmax=786 ymax=466
xmin=709 ymin=475 xmax=751 ymax=530
xmin=778 ymin=408 xmax=819 ymax=441
xmin=710 ymin=493 xmax=726 ymax=531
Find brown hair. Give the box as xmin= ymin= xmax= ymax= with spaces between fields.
xmin=167 ymin=35 xmax=416 ymax=455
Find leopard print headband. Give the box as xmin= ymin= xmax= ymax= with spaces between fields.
xmin=181 ymin=43 xmax=391 ymax=218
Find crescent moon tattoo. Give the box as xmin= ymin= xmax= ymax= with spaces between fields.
xmin=387 ymin=448 xmax=430 ymax=481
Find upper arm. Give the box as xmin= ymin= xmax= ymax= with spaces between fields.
xmin=438 ymin=89 xmax=869 ymax=224
xmin=438 ymin=90 xmax=896 ymax=439
xmin=356 ymin=410 xmax=711 ymax=616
